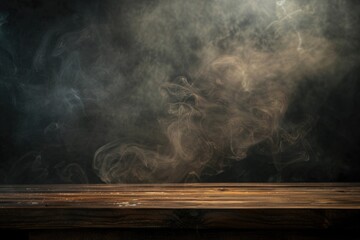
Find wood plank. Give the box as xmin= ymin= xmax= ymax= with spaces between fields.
xmin=1 ymin=208 xmax=360 ymax=229
xmin=0 ymin=183 xmax=359 ymax=229
xmin=0 ymin=183 xmax=359 ymax=209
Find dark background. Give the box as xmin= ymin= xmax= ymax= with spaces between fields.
xmin=0 ymin=0 xmax=360 ymax=184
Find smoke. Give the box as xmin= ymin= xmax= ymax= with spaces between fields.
xmin=1 ymin=0 xmax=360 ymax=183
xmin=92 ymin=0 xmax=352 ymax=183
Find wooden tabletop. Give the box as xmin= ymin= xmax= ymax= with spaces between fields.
xmin=1 ymin=183 xmax=359 ymax=209
xmin=1 ymin=183 xmax=359 ymax=229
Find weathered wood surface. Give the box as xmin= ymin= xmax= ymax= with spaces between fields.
xmin=0 ymin=183 xmax=359 ymax=229
xmin=1 ymin=183 xmax=360 ymax=209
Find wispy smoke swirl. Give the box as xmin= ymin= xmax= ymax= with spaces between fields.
xmin=1 ymin=0 xmax=359 ymax=183
xmin=92 ymin=0 xmax=356 ymax=183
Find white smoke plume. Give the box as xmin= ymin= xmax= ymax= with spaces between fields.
xmin=1 ymin=0 xmax=359 ymax=183
xmin=91 ymin=0 xmax=354 ymax=182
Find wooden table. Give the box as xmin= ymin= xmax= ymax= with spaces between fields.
xmin=1 ymin=183 xmax=360 ymax=239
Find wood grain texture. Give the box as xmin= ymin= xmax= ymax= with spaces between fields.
xmin=1 ymin=183 xmax=360 ymax=209
xmin=0 ymin=183 xmax=359 ymax=229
